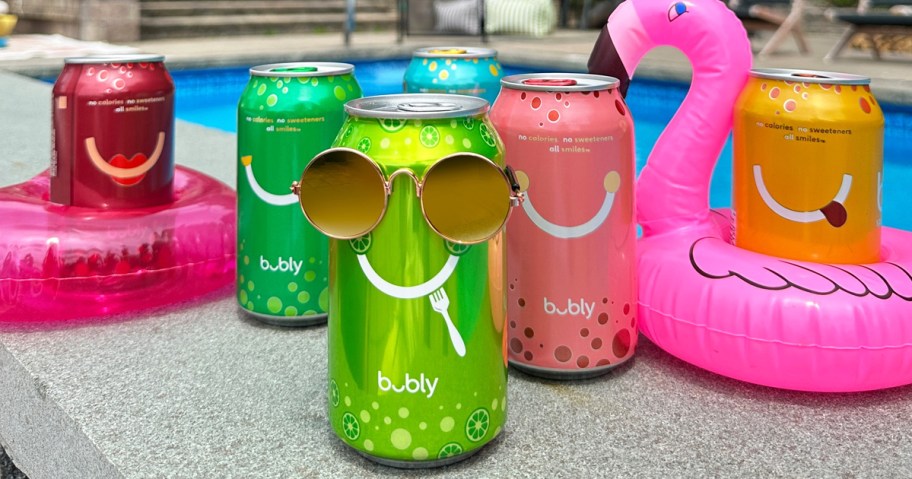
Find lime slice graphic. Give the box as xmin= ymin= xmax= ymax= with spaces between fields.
xmin=420 ymin=125 xmax=440 ymax=148
xmin=437 ymin=442 xmax=464 ymax=459
xmin=350 ymin=233 xmax=372 ymax=255
xmin=329 ymin=380 xmax=340 ymax=407
xmin=444 ymin=240 xmax=472 ymax=256
xmin=379 ymin=118 xmax=407 ymax=132
xmin=358 ymin=137 xmax=372 ymax=153
xmin=462 ymin=117 xmax=475 ymax=130
xmin=341 ymin=125 xmax=354 ymax=142
xmin=465 ymin=408 xmax=490 ymax=442
xmin=479 ymin=123 xmax=497 ymax=147
xmin=342 ymin=412 xmax=360 ymax=441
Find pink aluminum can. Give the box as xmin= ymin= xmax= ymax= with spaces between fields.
xmin=490 ymin=73 xmax=637 ymax=379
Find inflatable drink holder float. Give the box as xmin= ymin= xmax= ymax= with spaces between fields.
xmin=0 ymin=168 xmax=236 ymax=321
xmin=589 ymin=0 xmax=912 ymax=392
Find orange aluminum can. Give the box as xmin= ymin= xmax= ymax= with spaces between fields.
xmin=732 ymin=68 xmax=884 ymax=264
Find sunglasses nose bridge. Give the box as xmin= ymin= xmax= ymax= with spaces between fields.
xmin=387 ymin=168 xmax=422 ymax=196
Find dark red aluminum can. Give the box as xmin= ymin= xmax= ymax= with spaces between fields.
xmin=51 ymin=55 xmax=175 ymax=208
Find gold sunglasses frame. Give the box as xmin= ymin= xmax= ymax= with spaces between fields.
xmin=292 ymin=147 xmax=524 ymax=244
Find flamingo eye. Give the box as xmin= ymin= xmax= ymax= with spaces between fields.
xmin=668 ymin=2 xmax=688 ymax=21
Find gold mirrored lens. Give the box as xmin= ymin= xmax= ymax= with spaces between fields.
xmin=297 ymin=148 xmax=387 ymax=239
xmin=422 ymin=154 xmax=511 ymax=244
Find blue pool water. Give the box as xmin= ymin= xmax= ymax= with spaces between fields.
xmin=168 ymin=60 xmax=912 ymax=229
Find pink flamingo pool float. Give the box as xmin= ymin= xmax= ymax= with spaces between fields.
xmin=590 ymin=0 xmax=912 ymax=391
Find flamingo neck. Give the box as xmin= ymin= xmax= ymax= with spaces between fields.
xmin=636 ymin=45 xmax=751 ymax=236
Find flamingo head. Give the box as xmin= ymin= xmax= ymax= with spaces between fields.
xmin=588 ymin=0 xmax=752 ymax=98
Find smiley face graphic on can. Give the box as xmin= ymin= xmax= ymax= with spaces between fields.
xmin=297 ymin=95 xmax=510 ymax=467
xmin=51 ymin=55 xmax=175 ymax=208
xmin=490 ymin=74 xmax=638 ymax=378
xmin=733 ymin=69 xmax=884 ymax=264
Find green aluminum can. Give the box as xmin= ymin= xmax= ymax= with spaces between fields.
xmin=237 ymin=62 xmax=362 ymax=325
xmin=324 ymin=94 xmax=508 ymax=467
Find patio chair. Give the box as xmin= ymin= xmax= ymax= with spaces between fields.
xmin=397 ymin=0 xmax=488 ymax=43
xmin=728 ymin=0 xmax=810 ymax=56
xmin=559 ymin=0 xmax=592 ymax=29
xmin=825 ymin=0 xmax=912 ymax=60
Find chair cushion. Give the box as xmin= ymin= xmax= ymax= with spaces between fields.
xmin=486 ymin=0 xmax=556 ymax=37
xmin=434 ymin=0 xmax=482 ymax=35
xmin=834 ymin=13 xmax=912 ymax=26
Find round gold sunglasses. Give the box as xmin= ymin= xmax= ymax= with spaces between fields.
xmin=291 ymin=147 xmax=524 ymax=244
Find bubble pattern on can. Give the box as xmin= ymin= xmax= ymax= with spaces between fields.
xmin=733 ymin=69 xmax=884 ymax=264
xmin=326 ymin=109 xmax=507 ymax=465
xmin=237 ymin=65 xmax=361 ymax=323
xmin=491 ymin=74 xmax=637 ymax=378
xmin=404 ymin=52 xmax=503 ymax=105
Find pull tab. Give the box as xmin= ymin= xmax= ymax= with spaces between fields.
xmin=791 ymin=72 xmax=830 ymax=79
xmin=397 ymin=102 xmax=462 ymax=113
xmin=522 ymin=79 xmax=578 ymax=87
xmin=272 ymin=66 xmax=319 ymax=73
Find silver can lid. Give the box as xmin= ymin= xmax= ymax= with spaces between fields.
xmin=412 ymin=47 xmax=498 ymax=59
xmin=65 ymin=54 xmax=166 ymax=64
xmin=750 ymin=68 xmax=870 ymax=86
xmin=250 ymin=62 xmax=355 ymax=78
xmin=345 ymin=94 xmax=489 ymax=119
xmin=501 ymin=73 xmax=620 ymax=92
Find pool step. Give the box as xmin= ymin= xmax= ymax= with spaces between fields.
xmin=139 ymin=0 xmax=398 ymax=39
xmin=141 ymin=0 xmax=393 ymax=16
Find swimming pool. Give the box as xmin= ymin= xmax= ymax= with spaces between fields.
xmin=170 ymin=60 xmax=912 ymax=230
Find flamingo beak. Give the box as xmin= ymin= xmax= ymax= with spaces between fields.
xmin=588 ymin=26 xmax=631 ymax=98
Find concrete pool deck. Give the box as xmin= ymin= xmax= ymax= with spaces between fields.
xmin=1 ymin=29 xmax=912 ymax=478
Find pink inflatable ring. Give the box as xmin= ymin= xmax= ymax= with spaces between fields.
xmin=590 ymin=0 xmax=912 ymax=391
xmin=0 ymin=166 xmax=236 ymax=321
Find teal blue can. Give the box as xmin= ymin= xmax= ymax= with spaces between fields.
xmin=403 ymin=47 xmax=503 ymax=105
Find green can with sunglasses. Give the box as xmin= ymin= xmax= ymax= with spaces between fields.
xmin=292 ymin=94 xmax=522 ymax=467
xmin=237 ymin=62 xmax=362 ymax=326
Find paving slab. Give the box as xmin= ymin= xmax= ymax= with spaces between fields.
xmin=1 ymin=28 xmax=912 ymax=479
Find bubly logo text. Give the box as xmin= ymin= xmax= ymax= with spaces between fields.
xmin=378 ymin=371 xmax=439 ymax=399
xmin=259 ymin=255 xmax=303 ymax=276
xmin=544 ymin=297 xmax=595 ymax=319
